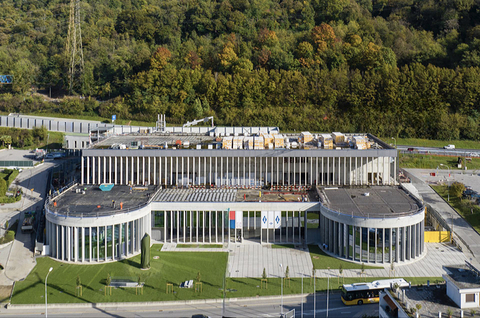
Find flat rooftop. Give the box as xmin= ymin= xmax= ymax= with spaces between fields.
xmin=152 ymin=188 xmax=312 ymax=203
xmin=49 ymin=185 xmax=156 ymax=216
xmin=93 ymin=132 xmax=392 ymax=151
xmin=321 ymin=186 xmax=422 ymax=217
xmin=443 ymin=265 xmax=480 ymax=289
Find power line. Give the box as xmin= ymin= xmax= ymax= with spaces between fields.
xmin=66 ymin=0 xmax=84 ymax=94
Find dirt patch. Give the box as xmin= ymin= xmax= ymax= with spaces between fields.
xmin=0 ymin=285 xmax=13 ymax=303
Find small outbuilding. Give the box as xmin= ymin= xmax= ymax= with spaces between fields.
xmin=443 ymin=262 xmax=480 ymax=309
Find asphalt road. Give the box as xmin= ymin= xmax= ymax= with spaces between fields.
xmin=397 ymin=145 xmax=480 ymax=157
xmin=2 ymin=295 xmax=378 ymax=318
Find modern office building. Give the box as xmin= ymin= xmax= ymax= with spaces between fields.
xmin=44 ymin=131 xmax=425 ymax=264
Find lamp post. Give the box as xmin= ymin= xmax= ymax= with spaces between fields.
xmin=313 ymin=269 xmax=316 ymax=318
xmin=391 ymin=137 xmax=397 ymax=149
xmin=279 ymin=264 xmax=283 ymax=316
xmin=439 ymin=164 xmax=451 ymax=201
xmin=300 ymin=273 xmax=304 ymax=318
xmin=45 ymin=267 xmax=53 ymax=318
xmin=326 ymin=267 xmax=330 ymax=318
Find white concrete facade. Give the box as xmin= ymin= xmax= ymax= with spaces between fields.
xmin=80 ymin=148 xmax=398 ymax=188
xmin=319 ymin=204 xmax=425 ymax=264
xmin=444 ymin=275 xmax=480 ymax=309
xmin=45 ymin=204 xmax=151 ymax=263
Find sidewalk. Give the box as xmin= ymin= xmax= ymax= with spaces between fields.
xmin=314 ymin=243 xmax=466 ymax=279
xmin=0 ymin=163 xmax=53 ymax=286
xmin=403 ymin=169 xmax=480 ymax=266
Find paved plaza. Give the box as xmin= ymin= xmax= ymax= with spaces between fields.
xmin=162 ymin=241 xmax=467 ymax=280
xmin=315 ymin=242 xmax=467 ymax=279
xmin=227 ymin=242 xmax=313 ymax=278
xmin=404 ymin=168 xmax=480 ymax=263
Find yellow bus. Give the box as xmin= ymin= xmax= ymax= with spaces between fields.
xmin=341 ymin=278 xmax=409 ymax=305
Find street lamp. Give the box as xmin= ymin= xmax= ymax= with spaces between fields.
xmin=298 ymin=272 xmax=304 ymax=318
xmin=279 ymin=264 xmax=283 ymax=316
xmin=391 ymin=137 xmax=397 ymax=149
xmin=313 ymin=268 xmax=316 ymax=318
xmin=45 ymin=267 xmax=53 ymax=318
xmin=326 ymin=267 xmax=330 ymax=318
xmin=439 ymin=164 xmax=451 ymax=201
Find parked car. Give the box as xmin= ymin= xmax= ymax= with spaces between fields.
xmin=444 ymin=144 xmax=455 ymax=150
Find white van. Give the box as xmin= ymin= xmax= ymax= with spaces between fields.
xmin=444 ymin=144 xmax=455 ymax=150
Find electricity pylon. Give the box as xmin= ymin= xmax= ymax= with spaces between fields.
xmin=66 ymin=0 xmax=84 ymax=94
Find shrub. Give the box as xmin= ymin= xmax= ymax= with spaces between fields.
xmin=0 ymin=178 xmax=6 ymax=197
xmin=450 ymin=182 xmax=465 ymax=198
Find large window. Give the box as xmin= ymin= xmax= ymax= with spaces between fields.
xmin=466 ymin=294 xmax=475 ymax=302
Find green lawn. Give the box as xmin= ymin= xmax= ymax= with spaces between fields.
xmin=394 ymin=138 xmax=480 ymax=150
xmin=10 ymin=243 xmax=441 ymax=304
xmin=399 ymin=153 xmax=480 ymax=170
xmin=12 ymin=246 xmax=228 ymax=304
xmin=431 ymin=185 xmax=480 ymax=233
xmin=309 ymin=245 xmax=383 ymax=270
xmin=226 ymin=277 xmax=442 ymax=297
xmin=176 ymin=244 xmax=224 ymax=248
xmin=271 ymin=244 xmax=295 ymax=249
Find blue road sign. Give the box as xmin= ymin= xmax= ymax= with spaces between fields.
xmin=112 ymin=115 xmax=116 ymax=121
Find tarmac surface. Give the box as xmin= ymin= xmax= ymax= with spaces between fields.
xmin=0 ymin=159 xmax=54 ymax=286
xmin=403 ymin=168 xmax=480 ymax=265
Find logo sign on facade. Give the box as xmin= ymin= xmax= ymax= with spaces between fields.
xmin=229 ymin=210 xmax=235 ymax=229
xmin=261 ymin=211 xmax=281 ymax=229
xmin=235 ymin=211 xmax=243 ymax=229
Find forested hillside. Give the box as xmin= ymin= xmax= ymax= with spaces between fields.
xmin=1 ymin=0 xmax=480 ymax=139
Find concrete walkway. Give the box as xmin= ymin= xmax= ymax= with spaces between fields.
xmin=0 ymin=162 xmax=53 ymax=285
xmin=160 ymin=243 xmax=228 ymax=252
xmin=227 ymin=243 xmax=313 ymax=278
xmin=314 ymin=242 xmax=466 ymax=279
xmin=403 ymin=169 xmax=480 ymax=265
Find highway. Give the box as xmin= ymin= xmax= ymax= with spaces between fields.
xmin=2 ymin=295 xmax=378 ymax=318
xmin=397 ymin=145 xmax=480 ymax=158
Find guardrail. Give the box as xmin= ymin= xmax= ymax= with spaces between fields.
xmin=45 ymin=185 xmax=162 ymax=218
xmin=320 ymin=202 xmax=424 ymax=220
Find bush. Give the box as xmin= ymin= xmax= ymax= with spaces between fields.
xmin=0 ymin=231 xmax=15 ymax=244
xmin=450 ymin=182 xmax=465 ymax=198
xmin=0 ymin=178 xmax=6 ymax=197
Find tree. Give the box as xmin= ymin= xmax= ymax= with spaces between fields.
xmin=311 ymin=23 xmax=336 ymax=52
xmin=361 ymin=263 xmax=365 ymax=281
xmin=285 ymin=266 xmax=289 ymax=279
xmin=76 ymin=274 xmax=82 ymax=296
xmin=262 ymin=268 xmax=267 ymax=280
xmin=196 ymin=271 xmax=201 ymax=283
xmin=0 ymin=135 xmax=12 ymax=147
xmin=416 ymin=303 xmax=422 ymax=315
xmin=218 ymin=41 xmax=238 ymax=70
xmin=5 ymin=220 xmax=8 ymax=230
xmin=151 ymin=47 xmax=172 ymax=70
xmin=141 ymin=233 xmax=150 ymax=269
xmin=338 ymin=264 xmax=343 ymax=284
xmin=449 ymin=182 xmax=465 ymax=198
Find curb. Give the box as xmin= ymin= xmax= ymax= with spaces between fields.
xmin=6 ymin=293 xmax=311 ymax=310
